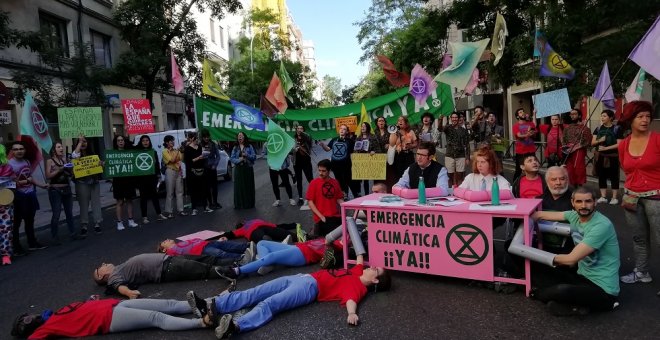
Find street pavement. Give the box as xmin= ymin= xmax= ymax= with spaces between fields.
xmin=1 ymin=145 xmax=660 ymax=340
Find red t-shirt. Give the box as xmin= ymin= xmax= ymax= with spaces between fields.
xmin=311 ymin=264 xmax=367 ymax=305
xmin=29 ymin=299 xmax=120 ymax=339
xmin=519 ymin=176 xmax=544 ymax=199
xmin=296 ymin=238 xmax=343 ymax=264
xmin=165 ymin=238 xmax=208 ymax=256
xmin=233 ymin=219 xmax=277 ymax=240
xmin=305 ymin=178 xmax=343 ymax=223
xmin=513 ymin=121 xmax=537 ymax=154
xmin=539 ymin=124 xmax=563 ymax=157
xmin=619 ymin=132 xmax=660 ymax=193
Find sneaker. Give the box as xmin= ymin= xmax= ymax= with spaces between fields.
xmin=299 ymin=203 xmax=310 ymax=211
xmin=272 ymin=200 xmax=281 ymax=207
xmin=28 ymin=243 xmax=47 ymax=250
xmin=187 ymin=290 xmax=208 ymax=318
xmin=546 ymin=300 xmax=590 ymax=316
xmin=596 ymin=197 xmax=608 ymax=204
xmin=609 ymin=198 xmax=619 ymax=205
xmin=127 ymin=219 xmax=139 ymax=228
xmin=80 ymin=226 xmax=88 ymax=237
xmin=620 ymin=268 xmax=652 ymax=283
xmin=257 ymin=265 xmax=274 ymax=275
xmin=281 ymin=235 xmax=293 ymax=245
xmin=214 ymin=266 xmax=238 ymax=280
xmin=319 ymin=246 xmax=336 ymax=269
xmin=157 ymin=214 xmax=168 ymax=221
xmin=93 ymin=224 xmax=102 ymax=234
xmin=289 ymin=199 xmax=297 ymax=206
xmin=205 ymin=207 xmax=214 ymax=213
xmin=142 ymin=217 xmax=150 ymax=225
xmin=179 ymin=211 xmax=189 ymax=216
xmin=237 ymin=242 xmax=256 ymax=266
xmin=116 ymin=221 xmax=126 ymax=231
xmin=296 ymin=223 xmax=307 ymax=243
xmin=192 ymin=209 xmax=199 ymax=216
xmin=214 ymin=314 xmax=237 ymax=339
xmin=2 ymin=255 xmax=11 ymax=265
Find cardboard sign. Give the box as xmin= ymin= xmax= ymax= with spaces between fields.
xmin=57 ymin=107 xmax=103 ymax=138
xmin=121 ymin=99 xmax=155 ymax=134
xmin=104 ymin=149 xmax=155 ymax=178
xmin=72 ymin=155 xmax=103 ymax=178
xmin=0 ymin=110 xmax=11 ymax=124
xmin=334 ymin=116 xmax=358 ymax=134
xmin=367 ymin=208 xmax=494 ymax=281
xmin=351 ymin=153 xmax=386 ymax=180
xmin=532 ymin=88 xmax=572 ymax=118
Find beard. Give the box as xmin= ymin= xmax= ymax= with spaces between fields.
xmin=576 ymin=207 xmax=595 ymax=217
xmin=549 ymin=186 xmax=568 ymax=196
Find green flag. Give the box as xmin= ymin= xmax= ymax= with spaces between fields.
xmin=266 ymin=118 xmax=296 ymax=169
xmin=197 ymin=82 xmax=454 ymax=142
xmin=278 ymin=60 xmax=294 ymax=101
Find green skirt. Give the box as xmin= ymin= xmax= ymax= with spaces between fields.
xmin=233 ymin=163 xmax=255 ymax=209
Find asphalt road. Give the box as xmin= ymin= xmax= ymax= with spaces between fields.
xmin=2 ymin=152 xmax=660 ymax=340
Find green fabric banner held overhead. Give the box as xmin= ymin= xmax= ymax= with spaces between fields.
xmin=196 ymin=82 xmax=454 ymax=142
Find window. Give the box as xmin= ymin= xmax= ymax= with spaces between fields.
xmin=39 ymin=12 xmax=69 ymax=58
xmin=219 ymin=26 xmax=224 ymax=49
xmin=90 ymin=30 xmax=112 ymax=68
xmin=210 ymin=19 xmax=215 ymax=43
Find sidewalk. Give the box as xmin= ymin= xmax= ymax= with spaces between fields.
xmin=34 ymin=180 xmax=116 ymax=229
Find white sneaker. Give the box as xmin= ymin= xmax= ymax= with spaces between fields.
xmin=116 ymin=221 xmax=126 ymax=231
xmin=127 ymin=219 xmax=139 ymax=228
xmin=142 ymin=217 xmax=150 ymax=224
xmin=620 ymin=268 xmax=652 ymax=283
xmin=596 ymin=197 xmax=608 ymax=204
xmin=609 ymin=198 xmax=619 ymax=205
xmin=272 ymin=200 xmax=281 ymax=207
xmin=289 ymin=199 xmax=297 ymax=206
xmin=281 ymin=235 xmax=292 ymax=245
xmin=191 ymin=209 xmax=198 ymax=216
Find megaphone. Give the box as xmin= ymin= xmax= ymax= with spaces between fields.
xmin=387 ymin=125 xmax=398 ymax=134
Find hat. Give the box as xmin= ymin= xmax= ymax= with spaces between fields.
xmin=621 ymin=101 xmax=653 ymax=124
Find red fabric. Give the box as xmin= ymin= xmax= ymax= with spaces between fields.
xmin=565 ymin=148 xmax=587 ymax=185
xmin=519 ymin=176 xmax=544 ymax=199
xmin=165 ymin=238 xmax=208 ymax=256
xmin=305 ymin=178 xmax=343 ymax=223
xmin=512 ymin=121 xmax=537 ymax=154
xmin=539 ymin=124 xmax=563 ymax=157
xmin=619 ymin=132 xmax=660 ymax=193
xmin=29 ymin=299 xmax=120 ymax=339
xmin=233 ymin=219 xmax=277 ymax=240
xmin=311 ymin=264 xmax=367 ymax=305
xmin=265 ymin=73 xmax=287 ymax=113
xmin=297 ymin=238 xmax=343 ymax=264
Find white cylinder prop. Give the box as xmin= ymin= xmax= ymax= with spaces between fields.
xmin=537 ymin=220 xmax=571 ymax=236
xmin=325 ymin=225 xmax=343 ymax=243
xmin=346 ymin=216 xmax=366 ymax=256
xmin=507 ymin=225 xmax=556 ymax=267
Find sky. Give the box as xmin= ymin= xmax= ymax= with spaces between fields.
xmin=287 ymin=0 xmax=371 ymax=88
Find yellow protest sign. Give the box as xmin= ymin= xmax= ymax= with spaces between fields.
xmin=73 ymin=155 xmax=103 ymax=178
xmin=351 ymin=153 xmax=387 ymax=180
xmin=335 ymin=116 xmax=357 ymax=134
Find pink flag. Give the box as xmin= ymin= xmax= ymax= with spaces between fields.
xmin=408 ymin=64 xmax=436 ymax=105
xmin=171 ymin=52 xmax=184 ymax=94
xmin=464 ymin=68 xmax=480 ymax=95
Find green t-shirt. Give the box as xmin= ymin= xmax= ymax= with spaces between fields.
xmin=563 ymin=210 xmax=620 ymax=296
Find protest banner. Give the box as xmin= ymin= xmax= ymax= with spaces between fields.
xmin=121 ymin=99 xmax=155 ymax=134
xmin=72 ymin=155 xmax=103 ymax=178
xmin=0 ymin=110 xmax=10 ymax=124
xmin=351 ymin=153 xmax=387 ymax=180
xmin=335 ymin=116 xmax=358 ymax=134
xmin=57 ymin=107 xmax=103 ymax=138
xmin=532 ymin=88 xmax=572 ymax=118
xmin=104 ymin=149 xmax=155 ymax=178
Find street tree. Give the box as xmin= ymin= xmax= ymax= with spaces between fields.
xmin=319 ymin=75 xmax=342 ymax=107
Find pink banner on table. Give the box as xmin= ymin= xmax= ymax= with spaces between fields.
xmin=121 ymin=99 xmax=155 ymax=134
xmin=367 ymin=208 xmax=494 ymax=281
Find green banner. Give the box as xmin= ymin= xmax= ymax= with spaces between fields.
xmin=103 ymin=149 xmax=156 ymax=178
xmin=196 ymin=82 xmax=455 ymax=142
xmin=57 ymin=107 xmax=103 ymax=138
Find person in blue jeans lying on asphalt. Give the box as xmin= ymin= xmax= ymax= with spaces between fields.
xmin=158 ymin=238 xmax=256 ymax=264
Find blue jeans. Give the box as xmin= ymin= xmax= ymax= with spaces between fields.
xmin=202 ymin=241 xmax=248 ymax=259
xmin=215 ymin=274 xmax=318 ymax=332
xmin=48 ymin=187 xmax=76 ymax=238
xmin=239 ymin=240 xmax=306 ymax=274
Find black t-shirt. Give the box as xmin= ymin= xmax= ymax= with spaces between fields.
xmin=541 ymin=189 xmax=573 ymax=212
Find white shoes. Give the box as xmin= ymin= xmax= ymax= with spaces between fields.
xmin=609 ymin=198 xmax=619 ymax=205
xmin=127 ymin=219 xmax=139 ymax=228
xmin=289 ymin=199 xmax=297 ymax=206
xmin=272 ymin=200 xmax=281 ymax=207
xmin=116 ymin=221 xmax=125 ymax=231
xmin=596 ymin=197 xmax=608 ymax=204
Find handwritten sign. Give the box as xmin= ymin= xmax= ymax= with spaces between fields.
xmin=351 ymin=153 xmax=386 ymax=180
xmin=121 ymin=99 xmax=155 ymax=134
xmin=72 ymin=155 xmax=103 ymax=178
xmin=0 ymin=110 xmax=11 ymax=124
xmin=104 ymin=149 xmax=155 ymax=178
xmin=532 ymin=88 xmax=572 ymax=118
xmin=334 ymin=116 xmax=357 ymax=134
xmin=58 ymin=107 xmax=103 ymax=138
xmin=367 ymin=208 xmax=494 ymax=281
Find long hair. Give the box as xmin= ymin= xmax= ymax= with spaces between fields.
xmin=471 ymin=146 xmax=501 ymax=175
xmin=138 ymin=135 xmax=153 ymax=149
xmin=236 ymin=131 xmax=249 ymax=145
xmin=112 ymin=135 xmax=129 ymax=150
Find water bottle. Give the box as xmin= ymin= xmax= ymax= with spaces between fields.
xmin=491 ymin=177 xmax=500 ymax=205
xmin=418 ymin=176 xmax=426 ymax=204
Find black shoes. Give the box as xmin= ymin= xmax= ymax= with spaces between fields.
xmin=214 ymin=266 xmax=238 ymax=280
xmin=187 ymin=290 xmax=208 ymax=318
